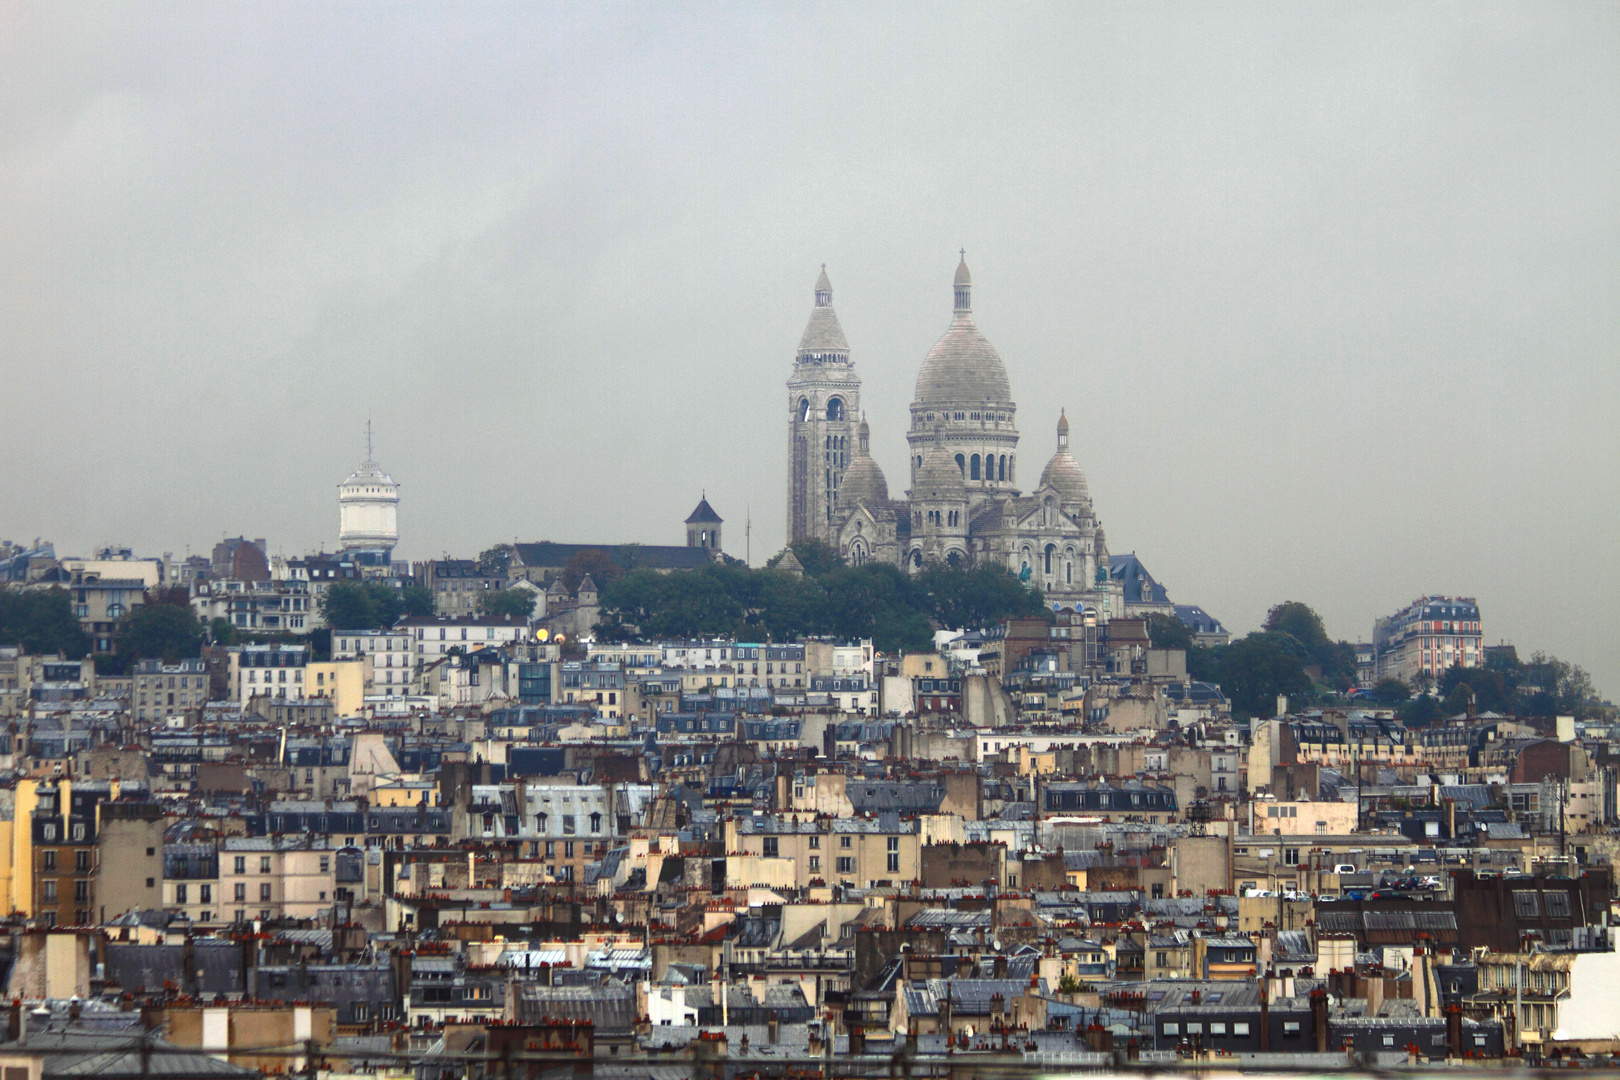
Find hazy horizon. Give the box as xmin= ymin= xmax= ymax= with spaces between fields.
xmin=2 ymin=3 xmax=1615 ymax=694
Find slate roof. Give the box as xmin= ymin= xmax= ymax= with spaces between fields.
xmin=517 ymin=985 xmax=636 ymax=1031
xmin=0 ymin=1032 xmax=261 ymax=1080
xmin=685 ymin=498 xmax=722 ymax=524
xmin=1109 ymin=553 xmax=1169 ymax=606
xmin=105 ymin=943 xmax=243 ymax=997
xmin=1174 ymin=604 xmax=1227 ymax=636
xmin=512 ymin=542 xmax=711 ymax=572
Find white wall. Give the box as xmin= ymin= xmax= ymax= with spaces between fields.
xmin=1553 ymin=951 xmax=1620 ymax=1040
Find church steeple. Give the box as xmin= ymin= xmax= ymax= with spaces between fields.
xmin=787 ymin=263 xmax=860 ymax=545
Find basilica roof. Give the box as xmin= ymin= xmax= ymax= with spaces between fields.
xmin=841 ymin=416 xmax=890 ymax=508
xmin=797 ymin=266 xmax=850 ymax=354
xmin=841 ymin=453 xmax=889 ymax=509
xmin=1038 ymin=411 xmax=1090 ymax=506
xmin=913 ymin=440 xmax=966 ymax=501
xmin=914 ymin=257 xmax=1012 ymax=407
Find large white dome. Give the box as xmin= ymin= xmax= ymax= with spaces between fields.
xmin=912 ymin=256 xmax=1013 ymax=407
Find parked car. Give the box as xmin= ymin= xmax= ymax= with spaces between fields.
xmin=1333 ymin=863 xmax=1357 ymax=874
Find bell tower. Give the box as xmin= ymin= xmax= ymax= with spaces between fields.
xmin=787 ymin=266 xmax=860 ymax=545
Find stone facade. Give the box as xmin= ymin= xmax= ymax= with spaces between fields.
xmin=787 ymin=256 xmax=1123 ymax=617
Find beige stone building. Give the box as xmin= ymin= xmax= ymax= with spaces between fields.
xmin=727 ymin=813 xmax=923 ymax=889
xmin=220 ymin=837 xmax=339 ymax=922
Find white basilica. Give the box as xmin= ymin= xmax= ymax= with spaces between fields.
xmin=786 ymin=255 xmax=1123 ymax=618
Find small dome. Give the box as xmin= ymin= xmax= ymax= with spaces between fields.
xmin=914 ymin=442 xmax=966 ymax=501
xmin=1040 ymin=413 xmax=1091 ymax=506
xmin=954 ymin=252 xmax=971 ymax=286
xmin=1057 ymin=409 xmax=1070 ymax=436
xmin=841 ymin=454 xmax=889 ymax=509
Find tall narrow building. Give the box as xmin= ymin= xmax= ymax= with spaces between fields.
xmin=338 ymin=426 xmax=399 ymax=567
xmin=786 ymin=266 xmax=860 ymax=545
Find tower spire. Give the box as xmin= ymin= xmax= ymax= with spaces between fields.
xmin=954 ymin=251 xmax=972 ymax=314
xmin=365 ymin=419 xmax=374 ymax=462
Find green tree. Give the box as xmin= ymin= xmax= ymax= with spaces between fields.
xmin=1518 ymin=651 xmax=1600 ymax=718
xmin=1212 ymin=631 xmax=1315 ymax=719
xmin=562 ymin=548 xmax=622 ymax=595
xmin=320 ymin=581 xmax=405 ymax=630
xmin=477 ymin=545 xmax=514 ymax=577
xmin=767 ymin=539 xmax=844 ymax=577
xmin=1264 ymin=601 xmax=1331 ymax=655
xmin=1262 ymin=600 xmax=1356 ymax=689
xmin=1372 ymin=677 xmax=1410 ymax=705
xmin=1146 ymin=612 xmax=1194 ymax=651
xmin=1437 ymin=663 xmax=1511 ymax=714
xmin=478 ymin=588 xmax=536 ymax=619
xmin=917 ymin=565 xmax=1047 ymax=630
xmin=210 ymin=617 xmax=238 ymax=646
xmin=1401 ymin=694 xmax=1444 ymax=728
xmin=116 ymin=601 xmax=203 ymax=663
xmin=400 ymin=585 xmax=435 ymax=616
xmin=0 ymin=588 xmax=90 ymax=657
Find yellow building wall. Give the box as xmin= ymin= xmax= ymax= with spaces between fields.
xmin=370 ymin=782 xmax=437 ymax=808
xmin=306 ymin=660 xmax=368 ymax=717
xmin=9 ymin=779 xmax=42 ymax=917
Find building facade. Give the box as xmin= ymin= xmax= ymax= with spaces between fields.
xmin=1374 ymin=595 xmax=1483 ymax=684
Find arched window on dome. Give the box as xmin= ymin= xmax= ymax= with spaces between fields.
xmin=916 ymin=455 xmax=923 ymax=470
xmin=1044 ymin=544 xmax=1056 ymax=576
xmin=955 ymin=453 xmax=965 ymax=476
xmin=1065 ymin=560 xmax=1072 ymax=584
xmin=947 ymin=550 xmax=962 ymax=568
xmin=999 ymin=455 xmax=1007 ymax=482
xmin=970 ymin=454 xmax=981 ymax=480
xmin=826 ymin=398 xmax=845 ymax=421
xmin=799 ymin=398 xmax=811 ymax=423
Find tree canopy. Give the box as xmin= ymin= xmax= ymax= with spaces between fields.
xmin=477 ymin=545 xmax=513 ymax=577
xmin=596 ymin=559 xmax=1045 ymax=653
xmin=1209 ymin=630 xmax=1317 ymax=719
xmin=320 ymin=581 xmax=407 ymax=630
xmin=116 ymin=599 xmax=204 ymax=664
xmin=478 ymin=588 xmax=537 ymax=619
xmin=1263 ymin=600 xmax=1357 ymax=689
xmin=0 ymin=588 xmax=90 ymax=657
xmin=562 ymin=549 xmax=622 ymax=595
xmin=1145 ymin=612 xmax=1194 ymax=652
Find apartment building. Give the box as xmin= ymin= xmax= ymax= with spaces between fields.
xmin=220 ymin=837 xmax=340 ymax=922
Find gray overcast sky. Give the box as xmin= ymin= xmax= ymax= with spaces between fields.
xmin=2 ymin=2 xmax=1616 ymax=694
